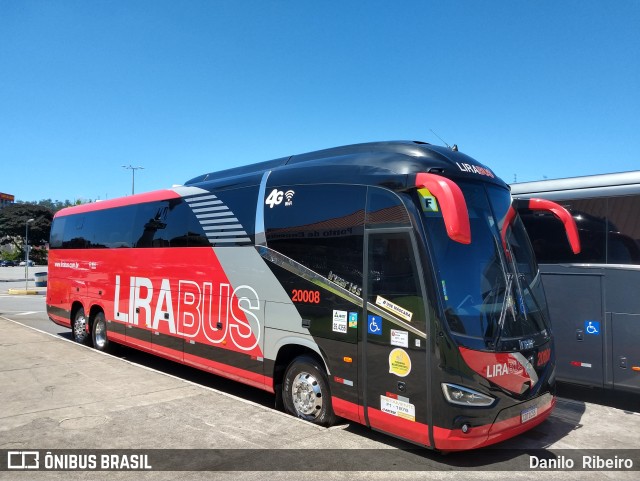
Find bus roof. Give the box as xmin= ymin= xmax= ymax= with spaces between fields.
xmin=184 ymin=140 xmax=505 ymax=189
xmin=511 ymin=170 xmax=640 ymax=199
xmin=55 ymin=141 xmax=507 ymax=218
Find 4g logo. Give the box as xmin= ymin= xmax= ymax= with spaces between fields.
xmin=265 ymin=189 xmax=295 ymax=208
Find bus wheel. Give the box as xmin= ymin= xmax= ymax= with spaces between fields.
xmin=282 ymin=356 xmax=336 ymax=427
xmin=72 ymin=308 xmax=91 ymax=346
xmin=91 ymin=312 xmax=110 ymax=352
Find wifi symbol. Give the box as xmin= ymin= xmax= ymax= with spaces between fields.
xmin=284 ymin=190 xmax=295 ymax=204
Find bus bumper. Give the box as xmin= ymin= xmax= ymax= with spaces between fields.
xmin=433 ymin=393 xmax=555 ymax=451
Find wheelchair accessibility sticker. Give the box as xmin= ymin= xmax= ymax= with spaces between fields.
xmin=585 ymin=320 xmax=600 ymax=335
xmin=368 ymin=315 xmax=382 ymax=336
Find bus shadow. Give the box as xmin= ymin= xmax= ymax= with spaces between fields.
xmin=104 ymin=343 xmax=276 ymax=408
xmin=52 ymin=333 xmax=276 ymax=408
xmin=558 ymin=382 xmax=640 ymax=414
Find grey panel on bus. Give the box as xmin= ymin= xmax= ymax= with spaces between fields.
xmin=611 ymin=313 xmax=640 ymax=393
xmin=510 ymin=171 xmax=640 ymax=200
xmin=212 ymin=246 xmax=309 ymax=361
xmin=604 ymin=268 xmax=640 ymax=313
xmin=540 ymin=271 xmax=604 ymax=387
xmin=263 ymin=303 xmax=316 ymax=363
xmin=213 ymin=247 xmax=294 ymax=304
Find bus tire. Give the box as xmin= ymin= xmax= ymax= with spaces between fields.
xmin=91 ymin=311 xmax=110 ymax=352
xmin=72 ymin=307 xmax=91 ymax=346
xmin=282 ymin=355 xmax=336 ymax=427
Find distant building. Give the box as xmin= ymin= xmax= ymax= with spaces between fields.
xmin=0 ymin=192 xmax=14 ymax=209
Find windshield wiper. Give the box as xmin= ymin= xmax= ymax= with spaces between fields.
xmin=492 ymin=273 xmax=514 ymax=349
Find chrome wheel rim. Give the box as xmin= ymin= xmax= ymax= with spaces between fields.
xmin=73 ymin=313 xmax=87 ymax=340
xmin=291 ymin=371 xmax=323 ymax=418
xmin=94 ymin=318 xmax=106 ymax=349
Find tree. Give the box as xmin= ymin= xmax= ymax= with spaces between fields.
xmin=0 ymin=203 xmax=54 ymax=264
xmin=31 ymin=198 xmax=75 ymax=213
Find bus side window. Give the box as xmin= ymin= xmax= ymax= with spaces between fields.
xmin=133 ymin=202 xmax=166 ymax=248
xmin=50 ymin=217 xmax=66 ymax=249
xmin=160 ymin=199 xmax=190 ymax=247
xmin=606 ymin=195 xmax=640 ymax=264
xmin=520 ymin=198 xmax=607 ymax=264
xmin=366 ymin=187 xmax=411 ymax=228
xmin=93 ymin=206 xmax=136 ymax=248
xmin=131 ymin=201 xmax=188 ymax=248
xmin=186 ymin=213 xmax=210 ymax=247
xmin=367 ymin=232 xmax=425 ymax=330
xmin=62 ymin=214 xmax=88 ymax=249
xmin=265 ymin=184 xmax=366 ymax=287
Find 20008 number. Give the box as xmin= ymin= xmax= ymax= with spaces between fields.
xmin=291 ymin=289 xmax=320 ymax=304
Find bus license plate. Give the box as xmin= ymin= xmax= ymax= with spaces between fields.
xmin=521 ymin=407 xmax=538 ymax=423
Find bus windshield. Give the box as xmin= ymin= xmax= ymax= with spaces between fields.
xmin=420 ymin=182 xmax=549 ymax=350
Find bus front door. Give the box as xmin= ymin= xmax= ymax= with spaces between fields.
xmin=363 ymin=230 xmax=431 ymax=446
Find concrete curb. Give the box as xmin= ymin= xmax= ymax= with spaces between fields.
xmin=7 ymin=288 xmax=43 ymax=295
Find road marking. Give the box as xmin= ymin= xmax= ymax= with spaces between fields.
xmin=0 ymin=295 xmax=45 ymax=299
xmin=14 ymin=311 xmax=40 ymax=316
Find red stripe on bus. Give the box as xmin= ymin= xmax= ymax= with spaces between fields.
xmin=107 ymin=331 xmax=126 ymax=344
xmin=123 ymin=333 xmax=153 ymax=352
xmin=47 ymin=247 xmax=263 ymax=358
xmin=104 ymin=333 xmax=272 ymax=392
xmin=148 ymin=341 xmax=183 ymax=363
xmin=367 ymin=408 xmax=430 ymax=447
xmin=183 ymin=352 xmax=272 ymax=392
xmin=54 ymin=190 xmax=181 ymax=217
xmin=331 ymin=397 xmax=363 ymax=424
xmin=332 ymin=397 xmax=430 ymax=446
xmin=49 ymin=314 xmax=71 ymax=328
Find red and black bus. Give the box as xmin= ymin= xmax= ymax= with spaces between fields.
xmin=47 ymin=141 xmax=579 ymax=450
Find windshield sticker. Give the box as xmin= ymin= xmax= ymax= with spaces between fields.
xmin=390 ymin=329 xmax=409 ymax=348
xmin=332 ymin=310 xmax=348 ymax=333
xmin=418 ymin=188 xmax=440 ymax=212
xmin=441 ymin=280 xmax=449 ymax=301
xmin=380 ymin=394 xmax=415 ymax=422
xmin=348 ymin=312 xmax=358 ymax=328
xmin=389 ymin=348 xmax=412 ymax=377
xmin=376 ymin=296 xmax=413 ymax=322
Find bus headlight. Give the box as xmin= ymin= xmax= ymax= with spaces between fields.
xmin=441 ymin=383 xmax=495 ymax=407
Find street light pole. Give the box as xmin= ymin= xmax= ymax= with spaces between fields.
xmin=122 ymin=165 xmax=144 ymax=195
xmin=25 ymin=218 xmax=34 ymax=291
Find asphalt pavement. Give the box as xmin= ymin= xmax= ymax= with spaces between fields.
xmin=0 ymin=265 xmax=47 ymax=295
xmin=0 ymin=267 xmax=639 ymax=480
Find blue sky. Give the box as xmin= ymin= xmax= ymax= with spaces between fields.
xmin=1 ymin=1 xmax=639 ymax=203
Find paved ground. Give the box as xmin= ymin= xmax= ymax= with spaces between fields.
xmin=0 ymin=265 xmax=47 ymax=295
xmin=0 ymin=267 xmax=639 ymax=480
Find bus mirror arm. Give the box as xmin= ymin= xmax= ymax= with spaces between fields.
xmin=415 ymin=173 xmax=471 ymax=245
xmin=514 ymin=198 xmax=581 ymax=255
xmin=500 ymin=206 xmax=518 ymax=255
